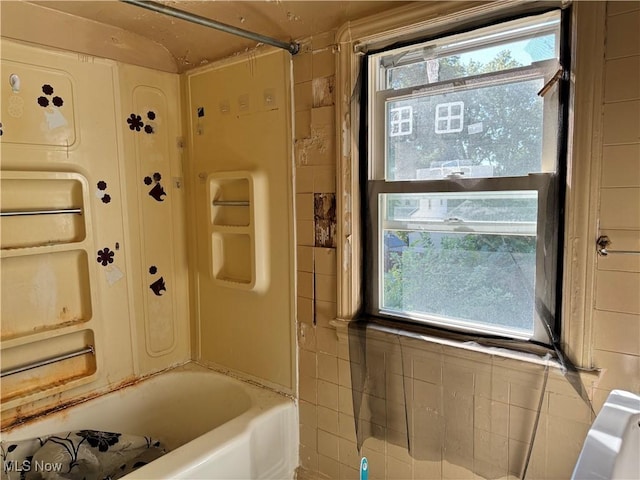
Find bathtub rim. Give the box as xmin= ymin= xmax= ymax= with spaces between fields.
xmin=571 ymin=389 xmax=640 ymax=480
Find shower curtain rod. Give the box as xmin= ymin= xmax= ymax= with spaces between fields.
xmin=121 ymin=0 xmax=300 ymax=55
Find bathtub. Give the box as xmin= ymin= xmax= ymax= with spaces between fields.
xmin=572 ymin=389 xmax=640 ymax=480
xmin=0 ymin=363 xmax=298 ymax=479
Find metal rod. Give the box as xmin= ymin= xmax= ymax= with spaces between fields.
xmin=596 ymin=235 xmax=640 ymax=256
xmin=1 ymin=208 xmax=82 ymax=217
xmin=213 ymin=200 xmax=250 ymax=207
xmin=0 ymin=346 xmax=95 ymax=378
xmin=599 ymin=248 xmax=640 ymax=256
xmin=120 ymin=0 xmax=299 ymax=55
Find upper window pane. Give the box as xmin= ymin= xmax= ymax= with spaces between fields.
xmin=382 ymin=13 xmax=560 ymax=90
xmin=385 ymin=77 xmax=545 ymax=180
xmin=374 ymin=11 xmax=561 ymax=182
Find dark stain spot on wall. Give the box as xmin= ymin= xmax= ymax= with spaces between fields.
xmin=314 ymin=193 xmax=337 ymax=248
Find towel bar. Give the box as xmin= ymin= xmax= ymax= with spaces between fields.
xmin=212 ymin=200 xmax=250 ymax=206
xmin=0 ymin=345 xmax=95 ymax=378
xmin=0 ymin=208 xmax=82 ymax=217
xmin=596 ymin=235 xmax=640 ymax=256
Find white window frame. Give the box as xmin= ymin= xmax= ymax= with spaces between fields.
xmin=434 ymin=101 xmax=464 ymax=134
xmin=389 ymin=105 xmax=413 ymax=137
xmin=366 ymin=12 xmax=564 ymax=343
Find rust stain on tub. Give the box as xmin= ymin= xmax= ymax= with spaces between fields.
xmin=2 ymin=374 xmax=136 ymax=431
xmin=1 ymin=364 xmax=181 ymax=431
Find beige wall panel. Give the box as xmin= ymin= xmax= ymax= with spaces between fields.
xmin=0 ymin=39 xmax=135 ymax=426
xmin=186 ymin=50 xmax=294 ymax=392
xmin=601 ymin=144 xmax=640 ymax=187
xmin=605 ymin=9 xmax=640 ymax=59
xmin=118 ymin=64 xmax=190 ymax=373
xmin=0 ymin=61 xmax=76 ymax=146
xmin=593 ymin=310 xmax=640 ymax=356
xmin=602 ymin=100 xmax=640 ymax=145
xmin=607 ymin=1 xmax=640 ymax=16
xmin=604 ymin=56 xmax=640 ymax=103
xmin=599 ymin=187 xmax=640 ymax=229
xmin=592 ymin=349 xmax=640 ymax=392
xmin=595 ymin=269 xmax=640 ymax=314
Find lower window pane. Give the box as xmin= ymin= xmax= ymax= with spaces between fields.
xmin=380 ymin=192 xmax=538 ymax=336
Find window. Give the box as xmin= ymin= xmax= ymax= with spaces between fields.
xmin=434 ymin=101 xmax=464 ymax=133
xmin=389 ymin=106 xmax=413 ymax=137
xmin=365 ymin=11 xmax=565 ymax=342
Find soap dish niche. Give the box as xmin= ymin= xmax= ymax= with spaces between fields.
xmin=207 ymin=171 xmax=267 ymax=291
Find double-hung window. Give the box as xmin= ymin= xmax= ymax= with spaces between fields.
xmin=365 ymin=11 xmax=566 ymax=343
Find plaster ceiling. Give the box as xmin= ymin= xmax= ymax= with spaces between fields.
xmin=5 ymin=1 xmax=411 ymax=72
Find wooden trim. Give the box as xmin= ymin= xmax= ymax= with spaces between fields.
xmin=561 ymin=1 xmax=607 ymax=368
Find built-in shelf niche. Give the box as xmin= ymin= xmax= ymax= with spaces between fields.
xmin=1 ymin=250 xmax=92 ymax=341
xmin=0 ymin=329 xmax=97 ymax=405
xmin=0 ymin=171 xmax=97 ymax=405
xmin=1 ymin=176 xmax=86 ymax=249
xmin=207 ymin=171 xmax=267 ymax=291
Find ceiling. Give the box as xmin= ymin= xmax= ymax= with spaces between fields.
xmin=2 ymin=1 xmax=411 ymax=72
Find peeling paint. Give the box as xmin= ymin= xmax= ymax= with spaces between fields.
xmin=312 ymin=76 xmax=335 ymax=108
xmin=294 ymin=123 xmax=332 ymax=166
xmin=314 ymin=193 xmax=337 ymax=248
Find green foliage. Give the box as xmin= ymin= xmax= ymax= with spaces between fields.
xmin=383 ymin=232 xmax=536 ymax=331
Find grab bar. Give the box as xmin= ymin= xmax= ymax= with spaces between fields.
xmin=0 ymin=208 xmax=82 ymax=217
xmin=596 ymin=235 xmax=640 ymax=256
xmin=212 ymin=200 xmax=250 ymax=206
xmin=0 ymin=345 xmax=95 ymax=378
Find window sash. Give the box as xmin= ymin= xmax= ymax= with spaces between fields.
xmin=366 ymin=173 xmax=558 ymax=342
xmin=370 ymin=60 xmax=559 ymax=181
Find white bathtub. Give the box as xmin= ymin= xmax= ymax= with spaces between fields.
xmin=0 ymin=363 xmax=298 ymax=479
xmin=572 ymin=389 xmax=640 ymax=480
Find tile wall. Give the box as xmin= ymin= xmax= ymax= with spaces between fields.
xmin=591 ymin=0 xmax=640 ymax=407
xmin=293 ymin=3 xmax=639 ymax=479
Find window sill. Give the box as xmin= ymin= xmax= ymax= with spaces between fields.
xmin=330 ymin=317 xmax=601 ymax=383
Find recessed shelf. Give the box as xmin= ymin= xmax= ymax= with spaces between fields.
xmin=0 ymin=249 xmax=92 ymax=341
xmin=0 ymin=329 xmax=97 ymax=404
xmin=0 ymin=175 xmax=88 ymax=249
xmin=207 ymin=171 xmax=267 ymax=291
